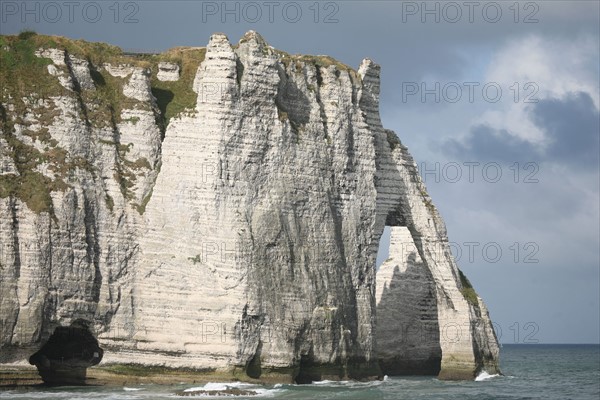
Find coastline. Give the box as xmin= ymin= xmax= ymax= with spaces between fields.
xmin=0 ymin=364 xmax=262 ymax=388
xmin=0 ymin=363 xmax=382 ymax=388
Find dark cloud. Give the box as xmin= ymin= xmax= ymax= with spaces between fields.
xmin=442 ymin=92 xmax=599 ymax=169
xmin=443 ymin=125 xmax=539 ymax=163
xmin=531 ymin=92 xmax=600 ymax=167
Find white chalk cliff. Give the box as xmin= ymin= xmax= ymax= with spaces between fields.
xmin=0 ymin=31 xmax=499 ymax=381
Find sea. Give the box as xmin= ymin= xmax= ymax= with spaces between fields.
xmin=1 ymin=345 xmax=599 ymax=400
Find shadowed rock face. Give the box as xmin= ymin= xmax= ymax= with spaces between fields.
xmin=0 ymin=31 xmax=499 ymax=381
xmin=376 ymin=227 xmax=441 ymax=376
xmin=28 ymin=320 xmax=103 ymax=385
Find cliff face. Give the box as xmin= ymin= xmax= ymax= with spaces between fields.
xmin=0 ymin=31 xmax=499 ymax=381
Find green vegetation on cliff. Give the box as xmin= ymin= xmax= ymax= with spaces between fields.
xmin=150 ymin=47 xmax=206 ymax=124
xmin=0 ymin=32 xmax=63 ymax=100
xmin=0 ymin=32 xmax=363 ymax=215
xmin=458 ymin=269 xmax=480 ymax=307
xmin=0 ymin=32 xmax=207 ymax=214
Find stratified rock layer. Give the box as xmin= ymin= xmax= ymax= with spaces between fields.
xmin=0 ymin=31 xmax=499 ymax=381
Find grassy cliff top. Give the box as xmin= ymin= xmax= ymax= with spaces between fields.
xmin=0 ymin=31 xmax=208 ymax=123
xmin=0 ymin=31 xmax=358 ymax=121
xmin=0 ymin=32 xmax=360 ymax=215
xmin=0 ymin=31 xmax=201 ymax=67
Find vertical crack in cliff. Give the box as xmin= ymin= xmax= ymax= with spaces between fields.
xmin=274 ymin=65 xmax=311 ymax=135
xmin=314 ymin=66 xmax=329 ymax=140
xmin=83 ymin=195 xmax=102 ymax=305
xmin=1 ymin=197 xmax=21 ymax=345
xmin=62 ymin=51 xmax=92 ymax=133
xmin=8 ymin=195 xmax=21 ymax=280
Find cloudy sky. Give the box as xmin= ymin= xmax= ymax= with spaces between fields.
xmin=2 ymin=0 xmax=599 ymax=344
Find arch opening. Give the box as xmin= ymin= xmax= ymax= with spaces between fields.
xmin=375 ymin=225 xmax=442 ymax=376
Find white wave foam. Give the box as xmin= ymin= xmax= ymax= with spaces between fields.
xmin=475 ymin=371 xmax=501 ymax=381
xmin=184 ymin=382 xmax=256 ymax=392
xmin=182 ymin=382 xmax=283 ymax=397
xmin=311 ymin=379 xmax=351 ymax=385
xmin=123 ymin=387 xmax=143 ymax=391
xmin=309 ymin=378 xmax=387 ymax=388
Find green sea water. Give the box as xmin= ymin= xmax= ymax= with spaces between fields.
xmin=2 ymin=345 xmax=599 ymax=399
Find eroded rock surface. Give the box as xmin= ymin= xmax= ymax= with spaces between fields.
xmin=157 ymin=62 xmax=180 ymax=81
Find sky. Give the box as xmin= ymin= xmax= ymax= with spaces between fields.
xmin=1 ymin=0 xmax=599 ymax=344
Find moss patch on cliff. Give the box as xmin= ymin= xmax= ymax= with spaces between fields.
xmin=85 ymin=68 xmax=134 ymax=128
xmin=100 ymin=364 xmax=216 ymax=377
xmin=297 ymin=55 xmax=353 ymax=72
xmin=0 ymin=32 xmax=150 ymax=130
xmin=0 ymin=92 xmax=76 ymax=214
xmin=0 ymin=34 xmax=64 ymax=102
xmin=0 ymin=137 xmax=89 ymax=214
xmin=113 ymin=143 xmax=136 ymax=201
xmin=277 ymin=52 xmax=353 ymax=72
xmin=0 ymin=31 xmax=132 ymax=93
xmin=150 ymin=47 xmax=206 ymax=124
xmin=458 ymin=269 xmax=479 ymax=307
xmin=1 ymin=33 xmax=202 ymax=215
xmin=31 ymin=33 xmax=124 ymax=66
xmin=417 ymin=187 xmax=436 ymax=213
xmin=386 ymin=130 xmax=401 ymax=151
xmin=0 ymin=134 xmax=68 ymax=214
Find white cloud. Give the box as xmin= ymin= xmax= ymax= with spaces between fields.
xmin=486 ymin=35 xmax=599 ymax=106
xmin=474 ymin=106 xmax=545 ymax=143
xmin=472 ymin=34 xmax=599 ymax=144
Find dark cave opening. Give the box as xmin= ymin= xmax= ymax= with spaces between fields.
xmin=246 ymin=341 xmax=263 ymax=379
xmin=28 ymin=319 xmax=103 ymax=385
xmin=294 ymin=354 xmax=321 ymax=384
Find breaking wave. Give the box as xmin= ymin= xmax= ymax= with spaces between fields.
xmin=475 ymin=371 xmax=501 ymax=381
